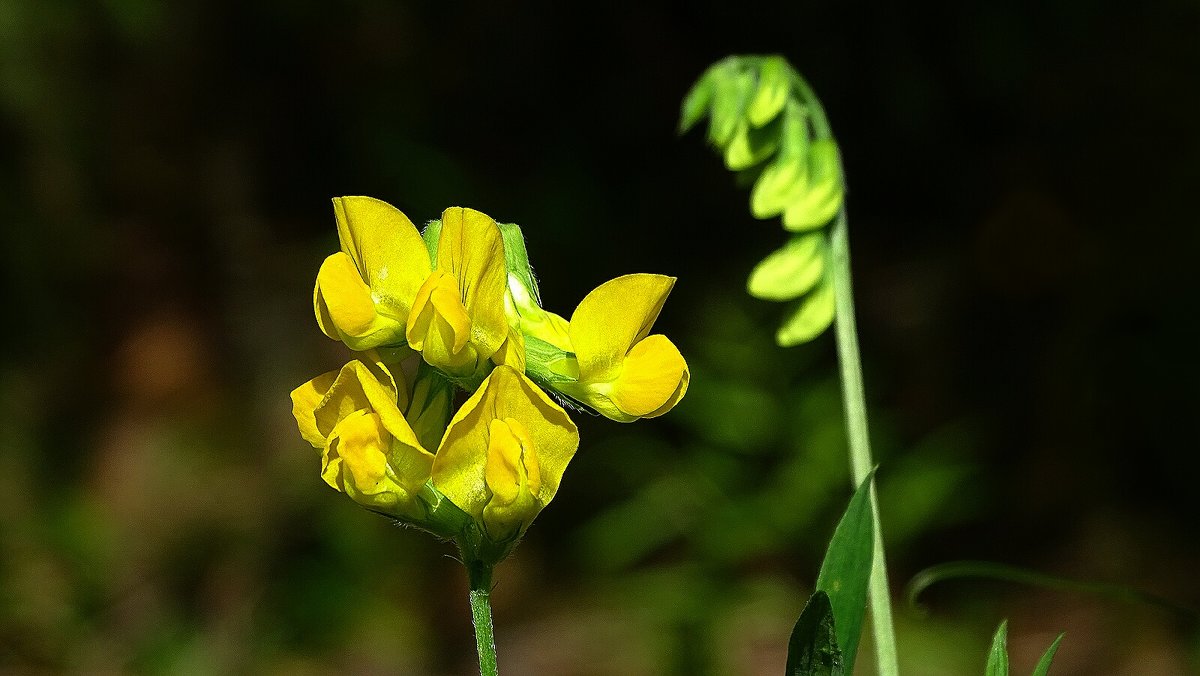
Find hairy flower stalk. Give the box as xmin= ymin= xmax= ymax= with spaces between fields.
xmin=292 ymin=197 xmax=689 ymax=674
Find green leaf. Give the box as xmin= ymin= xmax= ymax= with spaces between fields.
xmin=776 ymin=270 xmax=835 ymax=346
xmin=985 ymin=620 xmax=1009 ymax=676
xmin=1031 ymin=633 xmax=1065 ymax=676
xmin=813 ymin=473 xmax=876 ymax=674
xmin=747 ymin=233 xmax=825 ymax=301
xmin=785 ymin=591 xmax=844 ymax=676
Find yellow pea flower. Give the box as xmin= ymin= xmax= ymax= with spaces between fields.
xmin=553 ymin=274 xmax=690 ymax=423
xmin=314 ymin=197 xmax=433 ymax=351
xmin=405 ymin=207 xmax=512 ymax=383
xmin=290 ymin=353 xmax=436 ymax=518
xmin=431 ymin=365 xmax=579 ymax=543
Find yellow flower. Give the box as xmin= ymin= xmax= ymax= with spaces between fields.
xmin=313 ymin=198 xmax=514 ymax=384
xmin=552 ymin=274 xmax=690 ymax=422
xmin=431 ymin=365 xmax=579 ymax=542
xmin=405 ymin=207 xmax=512 ymax=381
xmin=314 ymin=197 xmax=433 ymax=351
xmin=290 ymin=353 xmax=437 ymax=517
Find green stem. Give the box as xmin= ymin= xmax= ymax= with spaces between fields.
xmin=467 ymin=562 xmax=499 ymax=676
xmin=829 ymin=210 xmax=900 ymax=676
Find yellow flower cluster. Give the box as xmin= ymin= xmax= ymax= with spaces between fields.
xmin=292 ymin=197 xmax=688 ymax=558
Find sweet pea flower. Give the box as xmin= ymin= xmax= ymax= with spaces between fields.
xmin=405 ymin=207 xmax=512 ymax=382
xmin=431 ymin=365 xmax=579 ymax=543
xmin=313 ymin=197 xmax=514 ymax=384
xmin=290 ymin=352 xmax=445 ymax=519
xmin=514 ymin=274 xmax=689 ymax=423
xmin=314 ymin=197 xmax=432 ymax=351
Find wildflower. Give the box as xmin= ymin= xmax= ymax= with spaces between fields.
xmin=431 ymin=365 xmax=579 ymax=542
xmin=517 ymin=274 xmax=688 ymax=423
xmin=314 ymin=197 xmax=432 ymax=351
xmin=405 ymin=207 xmax=512 ymax=382
xmin=290 ymin=352 xmax=444 ymax=519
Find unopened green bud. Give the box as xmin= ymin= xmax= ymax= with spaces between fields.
xmin=747 ymin=233 xmax=826 ymax=301
xmin=781 ymin=139 xmax=843 ymax=231
xmin=707 ymin=59 xmax=755 ymax=147
xmin=746 ymin=56 xmax=791 ymax=128
xmin=776 ymin=273 xmax=835 ymax=347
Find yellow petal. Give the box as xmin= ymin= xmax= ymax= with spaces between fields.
xmin=436 ymin=207 xmax=509 ymax=360
xmin=332 ymin=196 xmax=432 ymax=318
xmin=492 ymin=325 xmax=527 ymax=372
xmin=313 ymin=279 xmax=339 ymax=340
xmin=607 ymin=335 xmax=688 ymax=419
xmin=316 ymin=252 xmax=379 ymax=338
xmin=432 ymin=366 xmax=578 ymax=536
xmin=568 ymin=274 xmax=676 ymax=382
xmin=406 ymin=269 xmax=480 ymax=376
xmin=328 ymin=410 xmax=393 ymax=496
xmin=484 ymin=418 xmax=525 ymax=505
xmin=291 ymin=369 xmax=339 ymax=448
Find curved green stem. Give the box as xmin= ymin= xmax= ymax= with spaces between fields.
xmin=467 ymin=562 xmax=498 ymax=676
xmin=829 ymin=210 xmax=900 ymax=676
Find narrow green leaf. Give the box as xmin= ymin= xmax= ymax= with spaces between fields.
xmin=905 ymin=560 xmax=1200 ymax=620
xmin=813 ymin=473 xmax=876 ymax=674
xmin=776 ymin=268 xmax=835 ymax=346
xmin=747 ymin=233 xmax=825 ymax=301
xmin=985 ymin=620 xmax=1009 ymax=676
xmin=785 ymin=591 xmax=844 ymax=676
xmin=1030 ymin=633 xmax=1065 ymax=676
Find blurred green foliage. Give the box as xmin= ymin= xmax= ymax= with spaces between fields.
xmin=2 ymin=1 xmax=1199 ymax=674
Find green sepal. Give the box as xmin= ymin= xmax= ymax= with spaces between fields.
xmin=747 ymin=55 xmax=791 ymax=128
xmin=497 ymin=221 xmax=541 ymax=306
xmin=785 ymin=590 xmax=845 ymax=676
xmin=776 ymin=265 xmax=835 ymax=346
xmin=523 ymin=334 xmax=579 ymax=385
xmin=747 ymin=232 xmax=826 ymax=301
xmin=406 ymin=362 xmax=456 ymax=452
xmin=985 ymin=620 xmax=1009 ymax=676
xmin=814 ymin=471 xmax=876 ymax=675
xmin=1031 ymin=633 xmax=1065 ymax=676
xmin=416 ymin=481 xmax=473 ymax=539
xmin=782 ymin=140 xmax=844 ymax=232
xmin=707 ymin=58 xmax=755 ymax=147
xmin=421 ymin=218 xmax=442 ymax=267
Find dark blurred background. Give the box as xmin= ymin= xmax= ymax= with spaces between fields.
xmin=2 ymin=2 xmax=1198 ymax=674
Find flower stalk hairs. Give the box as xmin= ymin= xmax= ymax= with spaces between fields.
xmin=291 ymin=197 xmax=688 ymax=674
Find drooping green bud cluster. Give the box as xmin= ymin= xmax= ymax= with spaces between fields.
xmin=681 ymin=55 xmax=845 ymax=346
